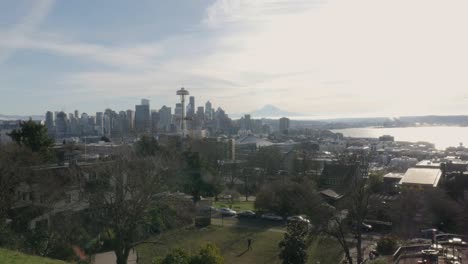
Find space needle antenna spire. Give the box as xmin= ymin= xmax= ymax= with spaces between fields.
xmin=176 ymin=87 xmax=189 ymax=136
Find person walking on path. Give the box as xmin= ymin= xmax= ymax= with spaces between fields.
xmin=247 ymin=238 xmax=253 ymax=250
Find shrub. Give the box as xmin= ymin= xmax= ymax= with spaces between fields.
xmin=376 ymin=236 xmax=398 ymax=255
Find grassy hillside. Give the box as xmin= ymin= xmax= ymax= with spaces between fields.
xmin=0 ymin=248 xmax=68 ymax=264
xmin=137 ymin=225 xmax=342 ymax=264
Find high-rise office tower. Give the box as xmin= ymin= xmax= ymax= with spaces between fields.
xmin=151 ymin=110 xmax=159 ymax=132
xmin=95 ymin=112 xmax=104 ymax=135
xmin=187 ymin=96 xmax=195 ymax=116
xmin=74 ymin=110 xmax=79 ymax=119
xmin=244 ymin=114 xmax=252 ymax=131
xmin=205 ymin=101 xmax=212 ymax=120
xmin=135 ymin=104 xmax=150 ymax=133
xmin=141 ymin=98 xmax=150 ymax=106
xmin=126 ymin=109 xmax=134 ymax=132
xmin=55 ymin=112 xmax=68 ymax=138
xmin=174 ymin=103 xmax=183 ymax=129
xmin=279 ymin=117 xmax=290 ymax=134
xmin=159 ymin=106 xmax=172 ymax=132
xmin=45 ymin=111 xmax=55 ymax=136
xmin=103 ymin=113 xmax=111 ymax=137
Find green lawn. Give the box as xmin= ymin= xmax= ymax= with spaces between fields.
xmin=0 ymin=248 xmax=68 ymax=264
xmin=213 ymin=200 xmax=255 ymax=211
xmin=137 ymin=225 xmax=342 ymax=264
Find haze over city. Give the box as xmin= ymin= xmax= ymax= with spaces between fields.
xmin=3 ymin=0 xmax=468 ymax=117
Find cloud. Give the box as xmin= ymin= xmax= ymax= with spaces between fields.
xmin=4 ymin=0 xmax=468 ymax=117
xmin=0 ymin=0 xmax=55 ymax=63
xmin=0 ymin=33 xmax=164 ymax=69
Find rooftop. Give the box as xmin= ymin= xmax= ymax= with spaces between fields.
xmin=400 ymin=168 xmax=442 ymax=187
xmin=236 ymin=135 xmax=273 ymax=147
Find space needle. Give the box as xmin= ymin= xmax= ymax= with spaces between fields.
xmin=176 ymin=87 xmax=189 ymax=136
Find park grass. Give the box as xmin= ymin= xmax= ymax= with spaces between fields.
xmin=137 ymin=225 xmax=342 ymax=264
xmin=213 ymin=200 xmax=255 ymax=211
xmin=0 ymin=248 xmax=69 ymax=264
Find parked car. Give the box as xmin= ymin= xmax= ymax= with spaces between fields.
xmin=261 ymin=213 xmax=283 ymax=221
xmin=219 ymin=208 xmax=237 ymax=217
xmin=361 ymin=222 xmax=372 ymax=232
xmin=237 ymin=210 xmax=256 ymax=218
xmin=351 ymin=222 xmax=373 ymax=232
xmin=287 ymin=215 xmax=310 ymax=224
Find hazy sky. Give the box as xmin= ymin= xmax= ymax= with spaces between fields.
xmin=2 ymin=0 xmax=468 ymax=118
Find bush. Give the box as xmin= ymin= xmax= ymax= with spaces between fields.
xmin=153 ymin=248 xmax=190 ymax=264
xmin=154 ymin=244 xmax=224 ymax=264
xmin=376 ymin=236 xmax=398 ymax=255
xmin=190 ymin=243 xmax=224 ymax=264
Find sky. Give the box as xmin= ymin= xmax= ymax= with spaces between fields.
xmin=2 ymin=0 xmax=468 ymax=118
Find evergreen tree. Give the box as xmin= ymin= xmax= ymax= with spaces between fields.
xmin=279 ymin=221 xmax=308 ymax=264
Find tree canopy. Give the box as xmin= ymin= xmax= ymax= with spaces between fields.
xmin=255 ymin=179 xmax=322 ymax=218
xmin=8 ymin=120 xmax=53 ymax=157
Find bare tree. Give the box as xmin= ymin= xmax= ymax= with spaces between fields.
xmin=313 ymin=162 xmax=370 ymax=264
xmin=84 ymin=149 xmax=174 ymax=264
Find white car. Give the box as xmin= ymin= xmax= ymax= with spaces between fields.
xmin=219 ymin=208 xmax=237 ymax=217
xmin=287 ymin=215 xmax=310 ymax=224
xmin=261 ymin=213 xmax=284 ymax=221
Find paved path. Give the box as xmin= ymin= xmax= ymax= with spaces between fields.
xmin=211 ymin=217 xmax=286 ymax=233
xmin=92 ymin=250 xmax=138 ymax=264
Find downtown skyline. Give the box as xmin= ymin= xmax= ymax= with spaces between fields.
xmin=3 ymin=0 xmax=468 ymax=117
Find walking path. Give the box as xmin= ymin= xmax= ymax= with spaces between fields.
xmin=92 ymin=250 xmax=138 ymax=264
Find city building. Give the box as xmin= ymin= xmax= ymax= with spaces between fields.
xmin=45 ymin=111 xmax=54 ymax=136
xmin=400 ymin=168 xmax=442 ymax=189
xmin=159 ymin=106 xmax=172 ymax=132
xmin=141 ymin=98 xmax=150 ymax=106
xmin=126 ymin=109 xmax=134 ymax=132
xmin=135 ymin=104 xmax=150 ymax=133
xmin=205 ymin=101 xmax=212 ymax=120
xmin=279 ymin=117 xmax=290 ymax=134
xmin=55 ymin=112 xmax=68 ymax=138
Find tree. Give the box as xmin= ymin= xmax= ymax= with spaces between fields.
xmin=315 ymin=208 xmax=354 ymax=264
xmin=250 ymin=146 xmax=282 ymax=176
xmin=279 ymin=221 xmax=308 ymax=264
xmin=0 ymin=144 xmax=39 ymax=223
xmin=376 ymin=236 xmax=398 ymax=255
xmin=190 ymin=243 xmax=224 ymax=264
xmin=8 ymin=120 xmax=54 ymax=157
xmin=135 ymin=135 xmax=160 ymax=157
xmin=347 ymin=175 xmax=371 ymax=264
xmin=155 ymin=244 xmax=224 ymax=264
xmin=255 ymin=180 xmax=322 ymax=218
xmin=182 ymin=152 xmax=223 ymax=202
xmin=154 ymin=248 xmax=190 ymax=264
xmin=84 ymin=149 xmax=174 ymax=264
xmin=313 ymin=163 xmax=371 ymax=264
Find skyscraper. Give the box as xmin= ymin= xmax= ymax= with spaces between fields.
xmin=126 ymin=109 xmax=134 ymax=132
xmin=159 ymin=106 xmax=172 ymax=132
xmin=174 ymin=103 xmax=183 ymax=130
xmin=45 ymin=111 xmax=54 ymax=136
xmin=55 ymin=112 xmax=68 ymax=138
xmin=95 ymin=112 xmax=104 ymax=135
xmin=205 ymin=101 xmax=212 ymax=120
xmin=187 ymin=96 xmax=195 ymax=116
xmin=279 ymin=117 xmax=290 ymax=134
xmin=151 ymin=110 xmax=159 ymax=132
xmin=141 ymin=98 xmax=150 ymax=106
xmin=135 ymin=104 xmax=150 ymax=133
